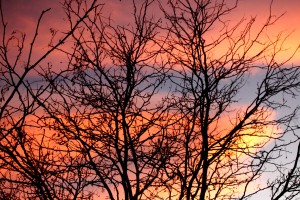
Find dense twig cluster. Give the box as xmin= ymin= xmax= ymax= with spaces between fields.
xmin=0 ymin=0 xmax=300 ymax=199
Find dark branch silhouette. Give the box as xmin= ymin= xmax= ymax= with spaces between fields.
xmin=0 ymin=0 xmax=300 ymax=199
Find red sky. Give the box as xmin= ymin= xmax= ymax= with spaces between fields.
xmin=1 ymin=1 xmax=299 ymax=199
xmin=2 ymin=0 xmax=299 ymax=134
xmin=2 ymin=0 xmax=300 ymax=64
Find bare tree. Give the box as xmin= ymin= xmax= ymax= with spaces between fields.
xmin=0 ymin=0 xmax=100 ymax=199
xmin=38 ymin=0 xmax=174 ymax=199
xmin=159 ymin=0 xmax=300 ymax=199
xmin=1 ymin=0 xmax=300 ymax=199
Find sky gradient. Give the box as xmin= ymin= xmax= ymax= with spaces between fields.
xmin=1 ymin=0 xmax=300 ymax=199
xmin=2 ymin=0 xmax=300 ymax=64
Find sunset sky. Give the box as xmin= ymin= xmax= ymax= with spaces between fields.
xmin=1 ymin=0 xmax=300 ymax=199
xmin=2 ymin=0 xmax=300 ymax=64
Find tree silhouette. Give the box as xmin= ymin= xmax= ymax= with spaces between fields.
xmin=159 ymin=0 xmax=300 ymax=199
xmin=0 ymin=0 xmax=300 ymax=199
xmin=38 ymin=0 xmax=174 ymax=199
xmin=0 ymin=0 xmax=101 ymax=199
